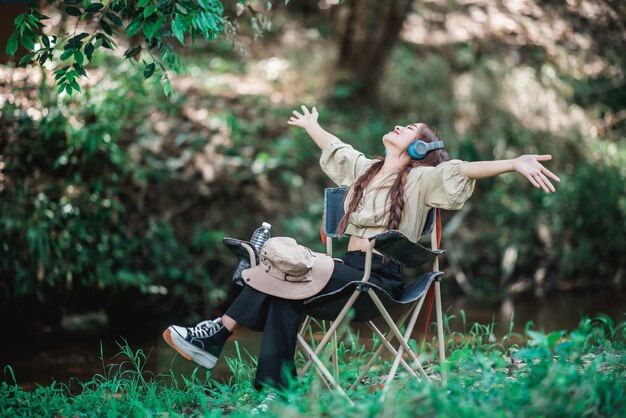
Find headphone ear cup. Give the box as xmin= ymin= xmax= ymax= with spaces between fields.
xmin=408 ymin=141 xmax=419 ymax=159
xmin=408 ymin=140 xmax=428 ymax=159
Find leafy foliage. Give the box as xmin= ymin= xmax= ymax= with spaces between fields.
xmin=1 ymin=316 xmax=624 ymax=416
xmin=0 ymin=66 xmax=232 ymax=322
xmin=4 ymin=0 xmax=268 ymax=96
xmin=1 ymin=0 xmax=625 ymax=326
xmin=381 ymin=43 xmax=626 ymax=295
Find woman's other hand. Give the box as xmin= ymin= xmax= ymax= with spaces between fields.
xmin=288 ymin=105 xmax=319 ymax=129
xmin=513 ymin=155 xmax=561 ymax=192
xmin=287 ymin=104 xmax=341 ymax=150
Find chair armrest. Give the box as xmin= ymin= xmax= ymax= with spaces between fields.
xmin=370 ymin=230 xmax=445 ymax=268
xmin=223 ymin=237 xmax=258 ymax=266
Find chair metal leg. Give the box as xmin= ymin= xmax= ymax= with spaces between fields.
xmin=435 ymin=280 xmax=447 ymax=385
xmin=368 ymin=289 xmax=430 ymax=381
xmin=301 ymin=289 xmax=360 ymax=376
xmin=349 ymin=326 xmax=393 ymax=393
xmin=382 ymin=284 xmax=431 ymax=394
xmin=297 ymin=334 xmax=353 ymax=404
xmin=331 ymin=323 xmax=339 ymax=379
xmin=368 ymin=323 xmax=416 ymax=372
xmin=299 ymin=315 xmax=311 ymax=337
xmin=305 ymin=349 xmax=334 ymax=392
xmin=382 ymin=351 xmax=403 ymax=398
xmin=296 ymin=316 xmax=312 ymax=377
xmin=367 ymin=322 xmax=416 ymax=375
xmin=348 ymin=299 xmax=424 ymax=393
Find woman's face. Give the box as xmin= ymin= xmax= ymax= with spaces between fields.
xmin=382 ymin=123 xmax=423 ymax=155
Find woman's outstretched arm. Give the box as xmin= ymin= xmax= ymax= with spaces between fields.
xmin=287 ymin=105 xmax=341 ymax=150
xmin=461 ymin=155 xmax=561 ymax=192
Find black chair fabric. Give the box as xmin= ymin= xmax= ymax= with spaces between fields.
xmin=302 ymin=271 xmax=442 ymax=322
xmin=223 ymin=237 xmax=259 ymax=263
xmin=306 ymin=187 xmax=446 ymax=321
xmin=323 ymin=187 xmax=348 ymax=238
xmin=372 ymin=230 xmax=445 ymax=269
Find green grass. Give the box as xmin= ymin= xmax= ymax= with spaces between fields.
xmin=2 ymin=315 xmax=625 ymax=417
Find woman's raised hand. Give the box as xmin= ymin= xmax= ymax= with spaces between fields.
xmin=287 ymin=105 xmax=319 ymax=129
xmin=286 ymin=104 xmax=340 ymax=150
xmin=513 ymin=155 xmax=561 ymax=193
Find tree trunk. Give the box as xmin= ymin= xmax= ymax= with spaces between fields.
xmin=330 ymin=0 xmax=413 ymax=106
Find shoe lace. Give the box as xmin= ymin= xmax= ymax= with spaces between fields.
xmin=189 ymin=319 xmax=221 ymax=339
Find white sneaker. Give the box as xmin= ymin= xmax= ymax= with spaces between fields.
xmin=163 ymin=318 xmax=231 ymax=369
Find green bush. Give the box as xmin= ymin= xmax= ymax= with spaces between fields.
xmin=0 ymin=67 xmax=227 ymax=322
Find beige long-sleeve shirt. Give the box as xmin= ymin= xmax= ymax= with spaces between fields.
xmin=320 ymin=141 xmax=475 ymax=243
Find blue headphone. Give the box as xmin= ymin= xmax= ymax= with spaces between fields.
xmin=407 ymin=140 xmax=445 ymax=159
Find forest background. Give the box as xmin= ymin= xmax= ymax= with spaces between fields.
xmin=1 ymin=0 xmax=625 ymax=340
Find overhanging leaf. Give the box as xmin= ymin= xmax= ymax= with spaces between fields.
xmin=171 ymin=15 xmax=187 ymax=44
xmin=105 ymin=12 xmax=123 ymax=27
xmin=60 ymin=48 xmax=74 ymax=61
xmin=74 ymin=50 xmax=84 ymax=66
xmin=100 ymin=19 xmax=113 ymax=36
xmin=143 ymin=5 xmax=156 ymax=18
xmin=86 ymin=3 xmax=104 ymax=13
xmin=85 ymin=42 xmax=94 ymax=61
xmin=65 ymin=7 xmax=82 ymax=16
xmin=6 ymin=32 xmax=18 ymax=56
xmin=125 ymin=16 xmax=143 ymax=37
xmin=21 ymin=35 xmax=35 ymax=50
xmin=18 ymin=52 xmax=34 ymax=66
xmin=143 ymin=62 xmax=155 ymax=79
xmin=162 ymin=78 xmax=171 ymax=96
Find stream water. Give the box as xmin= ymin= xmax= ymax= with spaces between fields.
xmin=2 ymin=289 xmax=623 ymax=391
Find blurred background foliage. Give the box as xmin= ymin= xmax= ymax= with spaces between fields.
xmin=1 ymin=0 xmax=625 ymax=333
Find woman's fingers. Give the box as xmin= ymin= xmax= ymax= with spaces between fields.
xmin=527 ymin=169 xmax=558 ymax=193
xmin=288 ymin=105 xmax=317 ymax=126
xmin=537 ymin=173 xmax=556 ymax=192
xmin=542 ymin=167 xmax=561 ymax=182
xmin=516 ymin=155 xmax=559 ymax=192
xmin=532 ymin=174 xmax=550 ymax=192
xmin=535 ymin=154 xmax=552 ymax=161
xmin=526 ymin=173 xmax=541 ymax=189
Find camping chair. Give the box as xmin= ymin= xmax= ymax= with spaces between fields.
xmin=295 ymin=186 xmax=447 ymax=399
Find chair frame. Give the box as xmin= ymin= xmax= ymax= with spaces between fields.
xmin=294 ymin=187 xmax=448 ymax=400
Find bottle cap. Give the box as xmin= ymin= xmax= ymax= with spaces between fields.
xmin=262 ymin=222 xmax=271 ymax=229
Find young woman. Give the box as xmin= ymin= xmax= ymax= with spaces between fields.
xmin=163 ymin=105 xmax=560 ymax=391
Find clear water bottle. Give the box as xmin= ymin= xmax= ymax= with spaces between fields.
xmin=232 ymin=222 xmax=271 ymax=286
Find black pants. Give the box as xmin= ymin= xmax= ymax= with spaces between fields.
xmin=224 ymin=251 xmax=404 ymax=390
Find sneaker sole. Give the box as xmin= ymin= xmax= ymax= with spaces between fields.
xmin=162 ymin=327 xmax=218 ymax=369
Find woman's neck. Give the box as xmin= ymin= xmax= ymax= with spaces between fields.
xmin=380 ymin=155 xmax=410 ymax=176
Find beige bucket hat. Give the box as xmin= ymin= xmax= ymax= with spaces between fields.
xmin=242 ymin=237 xmax=335 ymax=300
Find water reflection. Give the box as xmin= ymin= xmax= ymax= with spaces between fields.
xmin=450 ymin=289 xmax=625 ymax=336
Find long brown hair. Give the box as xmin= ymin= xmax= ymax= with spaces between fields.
xmin=337 ymin=124 xmax=449 ymax=235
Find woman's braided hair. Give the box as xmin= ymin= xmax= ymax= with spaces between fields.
xmin=337 ymin=124 xmax=449 ymax=236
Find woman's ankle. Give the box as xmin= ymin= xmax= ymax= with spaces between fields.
xmin=221 ymin=315 xmax=238 ymax=332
